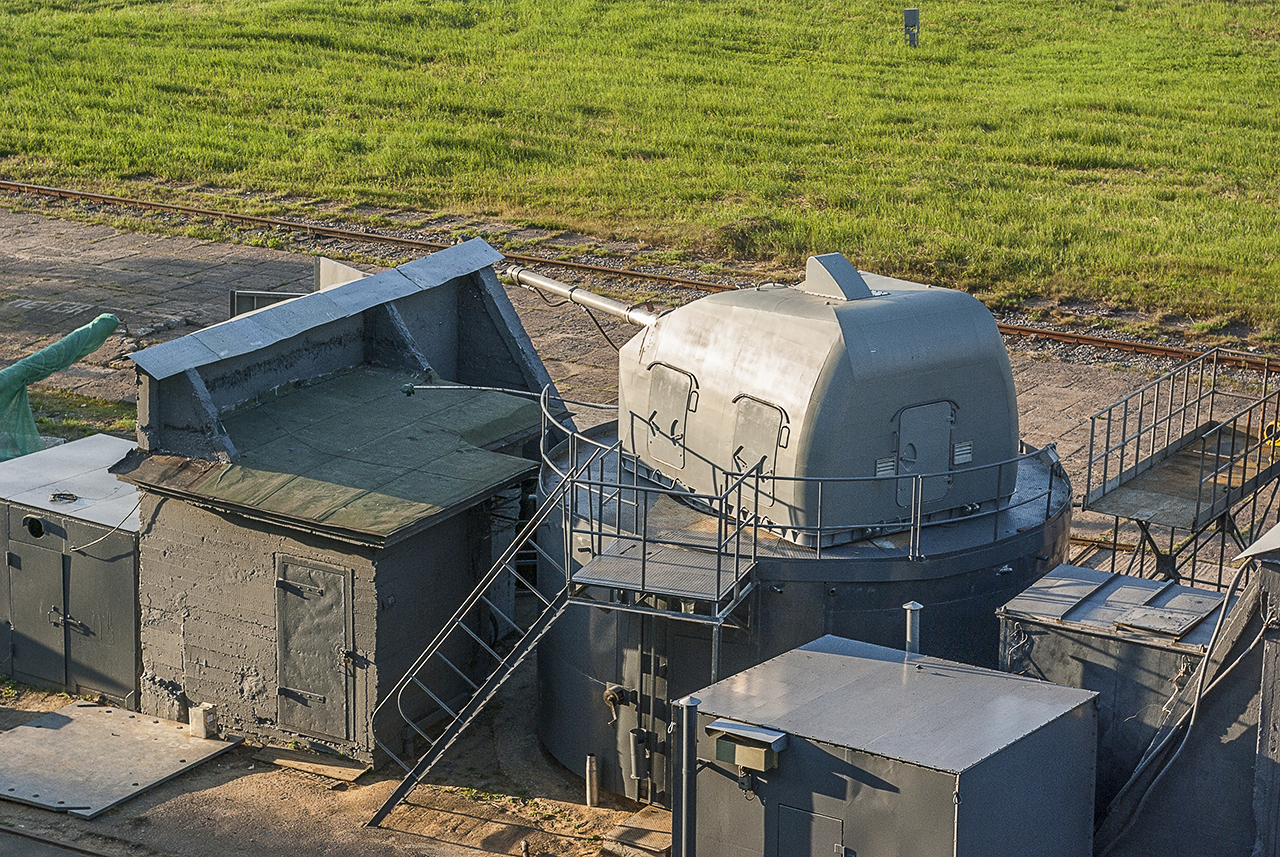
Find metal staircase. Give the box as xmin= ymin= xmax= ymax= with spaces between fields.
xmin=366 ymin=445 xmax=607 ymax=827
xmin=368 ymin=434 xmax=763 ymax=826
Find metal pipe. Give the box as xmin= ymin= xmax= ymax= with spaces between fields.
xmin=586 ymin=754 xmax=599 ymax=807
xmin=630 ymin=727 xmax=651 ymax=781
xmin=672 ymin=695 xmax=700 ymax=857
xmin=903 ymin=601 xmax=923 ymax=654
xmin=503 ymin=265 xmax=662 ymax=328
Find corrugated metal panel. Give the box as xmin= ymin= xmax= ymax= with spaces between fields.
xmin=130 ymin=239 xmax=502 ymax=379
xmin=693 ymin=635 xmax=1096 ymax=774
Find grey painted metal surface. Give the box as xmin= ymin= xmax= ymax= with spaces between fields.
xmin=688 ymin=636 xmax=1096 ymax=857
xmin=615 ymin=257 xmax=1019 ymax=545
xmin=131 ymin=239 xmax=502 ymax=379
xmin=65 ymin=521 xmax=137 ymax=703
xmin=0 ymin=434 xmax=138 ymax=531
xmin=0 ymin=702 xmax=237 ymax=818
xmin=999 ymin=563 xmax=1234 ymax=823
xmin=538 ymin=422 xmax=1073 ymax=804
xmin=1 ymin=436 xmax=143 ymax=705
xmin=7 ymin=538 xmax=65 ymax=686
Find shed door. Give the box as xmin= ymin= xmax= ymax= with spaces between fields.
xmin=778 ymin=805 xmax=844 ymax=857
xmin=897 ymin=401 xmax=954 ymax=507
xmin=67 ymin=522 xmax=138 ymax=703
xmin=277 ymin=559 xmax=351 ymax=740
xmin=8 ymin=543 xmax=66 ymax=685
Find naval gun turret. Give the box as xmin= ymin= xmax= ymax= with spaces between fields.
xmin=509 ymin=255 xmax=1071 ymax=805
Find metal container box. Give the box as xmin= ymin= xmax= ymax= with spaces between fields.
xmin=0 ymin=434 xmax=140 ymax=706
xmin=997 ymin=563 xmax=1229 ymax=817
xmin=686 ymin=635 xmax=1097 ymax=857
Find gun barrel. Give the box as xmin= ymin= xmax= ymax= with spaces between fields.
xmin=502 ymin=266 xmax=660 ymax=328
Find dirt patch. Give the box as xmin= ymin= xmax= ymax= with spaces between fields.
xmin=0 ymin=657 xmax=636 ymax=857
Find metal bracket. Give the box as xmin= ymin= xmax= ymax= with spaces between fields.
xmin=279 ymin=686 xmax=326 ymax=703
xmin=276 ymin=579 xmax=324 ymax=596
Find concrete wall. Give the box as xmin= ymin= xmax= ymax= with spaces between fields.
xmin=369 ymin=511 xmax=481 ymax=755
xmin=137 ymin=494 xmax=381 ymax=757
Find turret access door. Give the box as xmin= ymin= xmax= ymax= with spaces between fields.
xmin=647 ymin=364 xmax=696 ymax=469
xmin=897 ymin=402 xmax=954 ymax=507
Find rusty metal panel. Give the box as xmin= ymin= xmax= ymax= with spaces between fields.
xmin=66 ymin=520 xmax=138 ymax=705
xmin=8 ymin=541 xmax=65 ymax=686
xmin=276 ymin=557 xmax=351 ymax=740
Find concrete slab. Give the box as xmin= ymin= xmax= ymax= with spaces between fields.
xmin=603 ymin=805 xmax=672 ymax=855
xmin=0 ymin=702 xmax=238 ymax=819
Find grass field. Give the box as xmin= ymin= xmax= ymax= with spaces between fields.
xmin=0 ymin=0 xmax=1277 ymax=324
xmin=27 ymin=387 xmax=135 ymax=442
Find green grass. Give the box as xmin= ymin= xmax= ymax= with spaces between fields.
xmin=27 ymin=386 xmax=135 ymax=441
xmin=0 ymin=0 xmax=1277 ymax=320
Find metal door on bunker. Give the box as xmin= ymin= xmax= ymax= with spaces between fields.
xmin=5 ymin=508 xmax=139 ymax=704
xmin=777 ymin=805 xmax=845 ymax=857
xmin=276 ymin=557 xmax=353 ymax=741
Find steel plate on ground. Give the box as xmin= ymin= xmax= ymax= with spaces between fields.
xmin=0 ymin=702 xmax=238 ymax=819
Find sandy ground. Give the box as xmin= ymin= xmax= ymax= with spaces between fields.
xmin=1 ymin=654 xmax=636 ymax=857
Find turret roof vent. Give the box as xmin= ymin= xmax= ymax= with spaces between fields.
xmin=800 ymin=253 xmax=873 ymax=301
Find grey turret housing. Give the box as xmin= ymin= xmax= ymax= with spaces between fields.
xmin=617 ymin=255 xmax=1018 ymax=544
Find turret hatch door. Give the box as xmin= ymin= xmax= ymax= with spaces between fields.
xmin=647 ymin=364 xmax=696 ymax=469
xmin=897 ymin=401 xmax=954 ymax=506
xmin=732 ymin=396 xmax=786 ymax=506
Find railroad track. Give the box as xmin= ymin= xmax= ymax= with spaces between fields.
xmin=4 ymin=179 xmax=1277 ymax=373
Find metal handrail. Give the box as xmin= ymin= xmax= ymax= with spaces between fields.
xmin=370 ymin=438 xmax=612 ymax=766
xmin=1084 ymin=347 xmax=1280 ymax=511
xmin=547 ymin=404 xmax=1064 ymax=562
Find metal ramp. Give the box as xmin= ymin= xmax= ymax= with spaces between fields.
xmin=1082 ymin=348 xmax=1280 ymax=587
xmin=367 ymin=435 xmax=761 ymax=826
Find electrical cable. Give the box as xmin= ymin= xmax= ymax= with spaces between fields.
xmin=69 ymin=496 xmax=143 ymax=552
xmin=404 ymin=382 xmax=618 ymax=411
xmin=1096 ymin=562 xmax=1249 ymax=855
xmin=580 ymin=305 xmax=621 ymax=351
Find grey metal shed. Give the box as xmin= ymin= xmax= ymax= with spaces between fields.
xmin=997 ymin=563 xmax=1230 ymax=818
xmin=680 ymin=635 xmax=1097 ymax=857
xmin=1 ymin=434 xmax=140 ymax=706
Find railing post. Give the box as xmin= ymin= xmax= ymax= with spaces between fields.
xmin=816 ymin=480 xmax=824 ymax=558
xmin=710 ymin=625 xmax=722 ymax=683
xmin=671 ymin=695 xmax=700 ymax=857
xmin=1086 ymin=416 xmax=1097 ymax=505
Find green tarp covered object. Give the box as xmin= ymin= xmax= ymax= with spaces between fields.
xmin=0 ymin=313 xmax=120 ymax=461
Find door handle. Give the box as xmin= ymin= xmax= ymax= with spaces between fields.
xmin=47 ymin=607 xmax=63 ymax=627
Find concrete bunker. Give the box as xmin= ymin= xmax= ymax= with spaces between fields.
xmin=111 ymin=239 xmax=561 ymax=759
